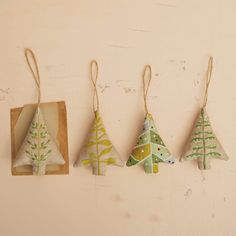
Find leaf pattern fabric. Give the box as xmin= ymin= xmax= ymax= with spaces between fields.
xmin=75 ymin=111 xmax=123 ymax=175
xmin=13 ymin=107 xmax=65 ymax=175
xmin=126 ymin=113 xmax=175 ymax=173
xmin=181 ymin=108 xmax=228 ymax=170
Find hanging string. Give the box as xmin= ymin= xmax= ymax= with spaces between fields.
xmin=202 ymin=56 xmax=213 ymax=109
xmin=142 ymin=65 xmax=152 ymax=114
xmin=24 ymin=48 xmax=41 ymax=106
xmin=90 ymin=60 xmax=99 ymax=113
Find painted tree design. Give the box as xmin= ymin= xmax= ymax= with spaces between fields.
xmin=75 ymin=111 xmax=123 ymax=175
xmin=181 ymin=108 xmax=228 ymax=169
xmin=14 ymin=107 xmax=65 ymax=175
xmin=126 ymin=113 xmax=175 ymax=173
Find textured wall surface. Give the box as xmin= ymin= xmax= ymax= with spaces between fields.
xmin=0 ymin=1 xmax=235 ymax=235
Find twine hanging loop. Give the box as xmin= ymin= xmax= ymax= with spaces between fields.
xmin=142 ymin=65 xmax=152 ymax=114
xmin=90 ymin=60 xmax=99 ymax=113
xmin=202 ymin=56 xmax=213 ymax=108
xmin=24 ymin=48 xmax=41 ymax=106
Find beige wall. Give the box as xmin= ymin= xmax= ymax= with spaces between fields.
xmin=0 ymin=0 xmax=235 ymax=235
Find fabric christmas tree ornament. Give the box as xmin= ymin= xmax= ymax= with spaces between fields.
xmin=74 ymin=60 xmax=123 ymax=175
xmin=12 ymin=49 xmax=66 ymax=175
xmin=126 ymin=65 xmax=175 ymax=173
xmin=180 ymin=57 xmax=229 ymax=170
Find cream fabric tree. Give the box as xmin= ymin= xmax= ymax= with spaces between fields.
xmin=181 ymin=57 xmax=229 ymax=169
xmin=14 ymin=107 xmax=65 ymax=175
xmin=13 ymin=49 xmax=65 ymax=175
xmin=74 ymin=60 xmax=123 ymax=175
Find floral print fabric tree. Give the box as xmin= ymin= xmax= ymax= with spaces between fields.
xmin=126 ymin=65 xmax=175 ymax=173
xmin=127 ymin=113 xmax=174 ymax=173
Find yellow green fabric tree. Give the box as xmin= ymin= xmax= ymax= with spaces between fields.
xmin=74 ymin=60 xmax=123 ymax=175
xmin=74 ymin=111 xmax=123 ymax=175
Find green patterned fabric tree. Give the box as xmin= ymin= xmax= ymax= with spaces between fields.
xmin=127 ymin=113 xmax=174 ymax=173
xmin=181 ymin=108 xmax=228 ymax=169
xmin=74 ymin=111 xmax=123 ymax=175
xmin=126 ymin=64 xmax=175 ymax=173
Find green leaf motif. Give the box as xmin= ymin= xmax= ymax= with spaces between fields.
xmin=99 ymin=147 xmax=112 ymax=157
xmin=102 ymin=157 xmax=116 ymax=164
xmin=81 ymin=112 xmax=116 ymax=175
xmin=25 ymin=112 xmax=52 ymax=169
xmin=98 ymin=128 xmax=106 ymax=133
xmin=193 ymin=145 xmax=216 ymax=151
xmin=82 ymin=159 xmax=92 ymax=165
xmin=206 ymin=152 xmax=221 ymax=157
xmin=85 ymin=141 xmax=96 ymax=148
xmin=98 ymin=140 xmax=111 ymax=146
